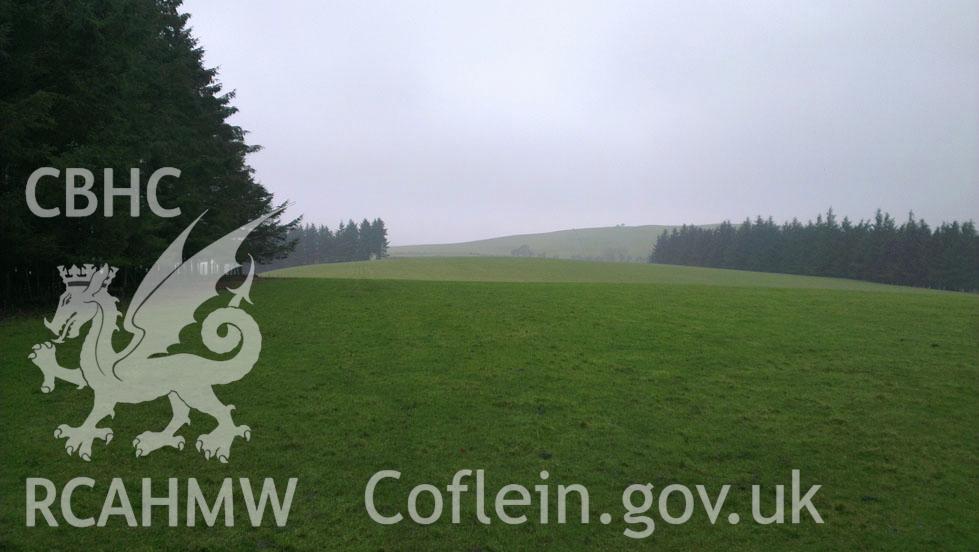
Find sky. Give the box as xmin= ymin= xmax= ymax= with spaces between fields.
xmin=182 ymin=0 xmax=978 ymax=246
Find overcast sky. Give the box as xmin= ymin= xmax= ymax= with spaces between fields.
xmin=183 ymin=0 xmax=977 ymax=245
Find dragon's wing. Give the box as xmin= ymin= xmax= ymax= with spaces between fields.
xmin=121 ymin=210 xmax=278 ymax=361
xmin=122 ymin=213 xmax=205 ymax=343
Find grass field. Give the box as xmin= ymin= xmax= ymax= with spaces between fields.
xmin=389 ymin=224 xmax=682 ymax=261
xmin=265 ymin=256 xmax=927 ymax=293
xmin=1 ymin=259 xmax=977 ymax=550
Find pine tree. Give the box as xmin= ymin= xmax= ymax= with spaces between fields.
xmin=0 ymin=0 xmax=297 ymax=308
xmin=369 ymin=218 xmax=389 ymax=259
xmin=649 ymin=209 xmax=978 ymax=291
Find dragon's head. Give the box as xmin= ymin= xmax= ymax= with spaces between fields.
xmin=44 ymin=264 xmax=118 ymax=343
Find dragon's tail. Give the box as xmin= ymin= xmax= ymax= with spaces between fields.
xmin=200 ymin=306 xmax=262 ymax=385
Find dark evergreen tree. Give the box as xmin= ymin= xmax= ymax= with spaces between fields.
xmin=650 ymin=209 xmax=979 ymax=291
xmin=261 ymin=217 xmax=391 ymax=270
xmin=0 ymin=0 xmax=297 ymax=309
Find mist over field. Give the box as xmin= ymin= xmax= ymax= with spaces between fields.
xmin=183 ymin=0 xmax=979 ymax=246
xmin=1 ymin=2 xmax=977 ymax=551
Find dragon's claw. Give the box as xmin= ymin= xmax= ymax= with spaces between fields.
xmin=195 ymin=424 xmax=250 ymax=463
xmin=54 ymin=424 xmax=112 ymax=461
xmin=132 ymin=431 xmax=184 ymax=458
xmin=28 ymin=342 xmax=52 ymax=359
xmin=30 ymin=342 xmax=60 ymax=393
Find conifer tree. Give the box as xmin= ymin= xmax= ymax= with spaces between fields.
xmin=0 ymin=0 xmax=297 ymax=308
xmin=651 ymin=209 xmax=978 ymax=291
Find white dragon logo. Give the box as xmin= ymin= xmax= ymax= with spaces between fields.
xmin=27 ymin=211 xmax=276 ymax=463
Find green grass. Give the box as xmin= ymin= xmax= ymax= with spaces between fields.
xmin=266 ymin=256 xmax=928 ymax=293
xmin=389 ymin=224 xmax=683 ymax=261
xmin=1 ymin=267 xmax=976 ymax=550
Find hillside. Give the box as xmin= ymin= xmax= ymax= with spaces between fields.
xmin=389 ymin=224 xmax=683 ymax=261
xmin=3 ymin=272 xmax=975 ymax=549
xmin=263 ymin=256 xmax=930 ymax=292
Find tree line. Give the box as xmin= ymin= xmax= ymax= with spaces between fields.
xmin=262 ymin=219 xmax=389 ymax=270
xmin=0 ymin=0 xmax=296 ymax=310
xmin=650 ymin=209 xmax=979 ymax=291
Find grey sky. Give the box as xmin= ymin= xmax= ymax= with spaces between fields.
xmin=183 ymin=0 xmax=978 ymax=245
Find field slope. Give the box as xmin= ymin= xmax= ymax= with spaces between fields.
xmin=1 ymin=259 xmax=976 ymax=550
xmin=389 ymin=224 xmax=682 ymax=261
xmin=264 ymin=256 xmax=928 ymax=292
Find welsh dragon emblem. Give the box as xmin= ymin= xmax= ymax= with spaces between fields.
xmin=27 ymin=211 xmax=276 ymax=463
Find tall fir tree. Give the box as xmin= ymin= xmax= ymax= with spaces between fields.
xmin=651 ymin=209 xmax=978 ymax=292
xmin=0 ymin=0 xmax=297 ymax=309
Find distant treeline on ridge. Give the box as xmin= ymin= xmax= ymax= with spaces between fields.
xmin=262 ymin=219 xmax=389 ymax=270
xmin=650 ymin=209 xmax=978 ymax=292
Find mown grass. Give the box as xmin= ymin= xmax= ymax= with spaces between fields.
xmin=1 ymin=274 xmax=976 ymax=550
xmin=266 ymin=256 xmax=929 ymax=293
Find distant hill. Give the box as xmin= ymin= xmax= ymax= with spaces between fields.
xmin=389 ymin=224 xmax=685 ymax=262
